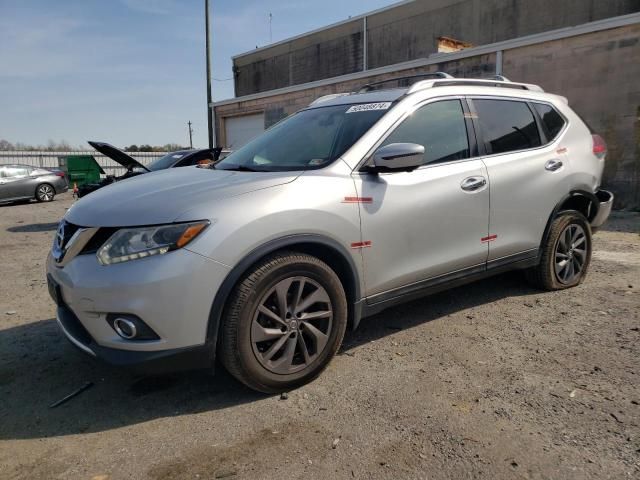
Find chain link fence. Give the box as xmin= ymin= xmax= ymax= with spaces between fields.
xmin=0 ymin=151 xmax=167 ymax=177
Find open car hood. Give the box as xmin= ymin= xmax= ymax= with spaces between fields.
xmin=88 ymin=141 xmax=150 ymax=172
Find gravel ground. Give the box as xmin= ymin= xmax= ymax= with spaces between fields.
xmin=0 ymin=192 xmax=638 ymax=480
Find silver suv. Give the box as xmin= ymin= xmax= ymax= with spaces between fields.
xmin=47 ymin=75 xmax=613 ymax=393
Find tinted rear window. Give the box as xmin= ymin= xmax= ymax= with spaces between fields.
xmin=533 ymin=103 xmax=566 ymax=141
xmin=474 ymin=99 xmax=541 ymax=155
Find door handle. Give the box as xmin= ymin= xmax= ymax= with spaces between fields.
xmin=461 ymin=176 xmax=487 ymax=192
xmin=545 ymin=159 xmax=564 ymax=172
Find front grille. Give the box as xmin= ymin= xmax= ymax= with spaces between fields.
xmin=58 ymin=221 xmax=81 ymax=250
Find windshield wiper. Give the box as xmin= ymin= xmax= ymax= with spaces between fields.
xmin=218 ymin=165 xmax=264 ymax=172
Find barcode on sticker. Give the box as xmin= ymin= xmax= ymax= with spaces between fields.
xmin=346 ymin=102 xmax=392 ymax=113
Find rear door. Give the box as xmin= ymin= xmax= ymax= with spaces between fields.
xmin=470 ymin=97 xmax=569 ymax=264
xmin=354 ymin=98 xmax=490 ymax=300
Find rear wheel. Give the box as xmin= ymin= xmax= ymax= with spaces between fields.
xmin=525 ymin=211 xmax=592 ymax=290
xmin=35 ymin=183 xmax=55 ymax=202
xmin=219 ymin=252 xmax=347 ymax=393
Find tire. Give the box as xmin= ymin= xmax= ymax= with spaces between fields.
xmin=525 ymin=211 xmax=592 ymax=290
xmin=219 ymin=251 xmax=348 ymax=393
xmin=35 ymin=183 xmax=55 ymax=202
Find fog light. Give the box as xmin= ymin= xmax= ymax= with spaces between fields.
xmin=106 ymin=314 xmax=160 ymax=341
xmin=113 ymin=317 xmax=137 ymax=339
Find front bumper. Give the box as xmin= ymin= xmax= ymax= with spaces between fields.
xmin=591 ymin=189 xmax=614 ymax=228
xmin=56 ymin=304 xmax=212 ymax=373
xmin=47 ymin=247 xmax=230 ymax=371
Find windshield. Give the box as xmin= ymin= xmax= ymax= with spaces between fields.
xmin=146 ymin=152 xmax=189 ymax=171
xmin=216 ymin=104 xmax=390 ymax=172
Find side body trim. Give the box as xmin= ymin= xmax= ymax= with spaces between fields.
xmin=362 ymin=249 xmax=539 ymax=319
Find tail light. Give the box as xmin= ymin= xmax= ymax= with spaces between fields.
xmin=592 ymin=134 xmax=607 ymax=159
xmin=54 ymin=171 xmax=65 ymax=177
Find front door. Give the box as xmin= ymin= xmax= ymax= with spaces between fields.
xmin=353 ymin=99 xmax=490 ymax=302
xmin=0 ymin=166 xmax=31 ymax=200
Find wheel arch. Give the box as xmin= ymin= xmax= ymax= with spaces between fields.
xmin=205 ymin=234 xmax=363 ymax=363
xmin=540 ymin=190 xmax=598 ymax=252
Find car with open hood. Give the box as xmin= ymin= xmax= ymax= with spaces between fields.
xmin=77 ymin=141 xmax=221 ymax=197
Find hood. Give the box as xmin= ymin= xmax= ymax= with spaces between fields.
xmin=65 ymin=166 xmax=298 ymax=227
xmin=88 ymin=141 xmax=150 ymax=171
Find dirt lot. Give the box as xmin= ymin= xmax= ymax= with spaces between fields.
xmin=0 ymin=192 xmax=638 ymax=480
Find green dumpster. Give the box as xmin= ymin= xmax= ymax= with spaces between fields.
xmin=58 ymin=155 xmax=105 ymax=187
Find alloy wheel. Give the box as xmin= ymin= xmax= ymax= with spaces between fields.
xmin=38 ymin=185 xmax=54 ymax=201
xmin=554 ymin=224 xmax=587 ymax=284
xmin=251 ymin=276 xmax=333 ymax=374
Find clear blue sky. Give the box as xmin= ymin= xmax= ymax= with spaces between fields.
xmin=0 ymin=0 xmax=397 ymax=149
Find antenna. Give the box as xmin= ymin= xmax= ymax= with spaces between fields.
xmin=269 ymin=13 xmax=273 ymax=43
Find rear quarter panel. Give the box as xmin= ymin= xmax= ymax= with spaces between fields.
xmin=556 ymin=103 xmax=604 ymax=193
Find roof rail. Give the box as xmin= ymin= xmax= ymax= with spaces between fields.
xmin=407 ymin=77 xmax=544 ymax=94
xmin=309 ymin=92 xmax=352 ymax=106
xmin=488 ymin=75 xmax=511 ymax=82
xmin=358 ymin=72 xmax=454 ymax=93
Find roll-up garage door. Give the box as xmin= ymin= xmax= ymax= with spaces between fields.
xmin=224 ymin=113 xmax=265 ymax=149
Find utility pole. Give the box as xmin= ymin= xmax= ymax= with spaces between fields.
xmin=205 ymin=0 xmax=214 ymax=148
xmin=269 ymin=13 xmax=273 ymax=43
xmin=187 ymin=121 xmax=194 ymax=149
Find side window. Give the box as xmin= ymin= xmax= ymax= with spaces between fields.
xmin=4 ymin=167 xmax=29 ymax=178
xmin=381 ymin=99 xmax=470 ymax=165
xmin=533 ymin=103 xmax=566 ymax=141
xmin=474 ymin=99 xmax=541 ymax=154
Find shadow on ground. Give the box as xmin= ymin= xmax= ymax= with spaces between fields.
xmin=0 ymin=271 xmax=537 ymax=440
xmin=600 ymin=211 xmax=640 ymax=234
xmin=6 ymin=222 xmax=59 ymax=233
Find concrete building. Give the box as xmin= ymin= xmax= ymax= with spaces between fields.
xmin=213 ymin=0 xmax=640 ymax=208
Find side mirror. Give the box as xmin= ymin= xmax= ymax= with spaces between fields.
xmin=371 ymin=143 xmax=425 ymax=172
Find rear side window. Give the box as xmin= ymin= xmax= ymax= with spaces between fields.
xmin=533 ymin=103 xmax=566 ymax=141
xmin=474 ymin=99 xmax=541 ymax=154
xmin=381 ymin=99 xmax=470 ymax=165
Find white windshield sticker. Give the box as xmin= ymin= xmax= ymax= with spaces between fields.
xmin=172 ymin=154 xmax=184 ymax=159
xmin=346 ymin=102 xmax=392 ymax=113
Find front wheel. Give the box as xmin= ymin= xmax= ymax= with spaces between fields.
xmin=525 ymin=211 xmax=592 ymax=290
xmin=219 ymin=252 xmax=348 ymax=393
xmin=35 ymin=183 xmax=55 ymax=202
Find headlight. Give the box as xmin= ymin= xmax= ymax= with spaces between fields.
xmin=97 ymin=221 xmax=209 ymax=265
